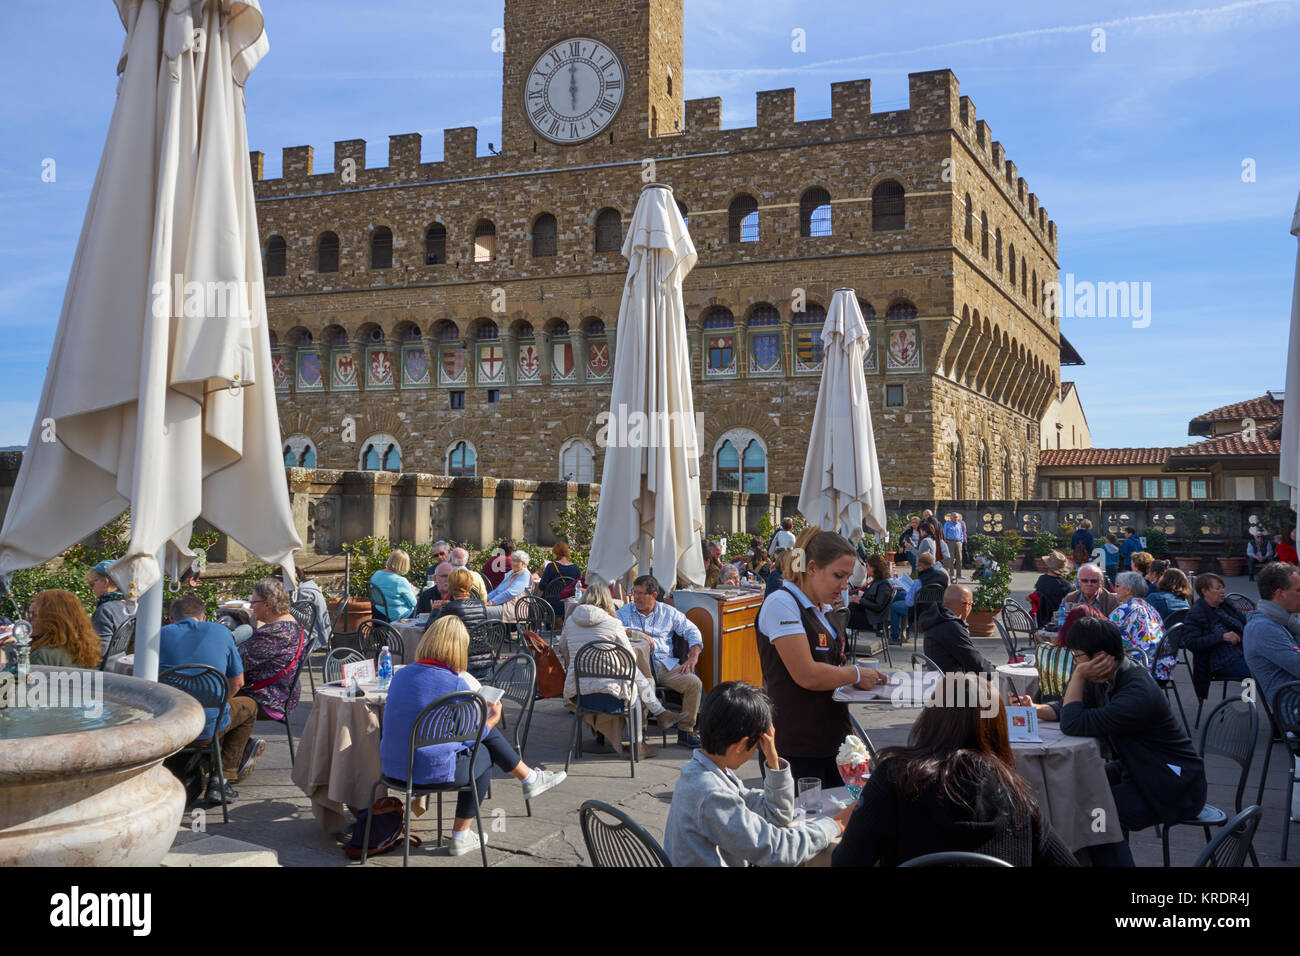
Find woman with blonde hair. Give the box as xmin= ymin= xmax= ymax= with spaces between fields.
xmin=436 ymin=567 xmax=489 ymax=629
xmin=379 ymin=615 xmax=566 ymax=857
xmin=555 ymin=582 xmax=683 ymax=758
xmin=368 ymin=548 xmax=418 ymax=622
xmin=28 ymin=589 xmax=102 ymax=668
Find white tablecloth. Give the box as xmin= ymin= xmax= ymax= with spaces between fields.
xmin=290 ymin=681 xmax=392 ymax=833
xmin=1009 ymin=724 xmax=1118 ymax=853
xmin=995 ymin=663 xmax=1040 ymax=698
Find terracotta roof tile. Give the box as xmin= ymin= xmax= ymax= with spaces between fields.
xmin=1188 ymin=395 xmax=1282 ymax=431
xmin=1166 ymin=435 xmax=1282 ymax=459
xmin=1039 ymin=448 xmax=1181 ymax=467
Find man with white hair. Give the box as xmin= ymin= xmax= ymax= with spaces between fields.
xmin=415 ymin=561 xmax=453 ymax=616
xmin=449 ymin=547 xmax=489 ymax=602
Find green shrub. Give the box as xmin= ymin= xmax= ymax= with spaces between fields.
xmin=1031 ymin=531 xmax=1058 ymax=557
xmin=549 ymin=497 xmax=597 ymax=569
xmin=1139 ymin=527 xmax=1169 ymax=558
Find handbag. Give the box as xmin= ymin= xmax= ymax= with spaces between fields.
xmin=523 ymin=629 xmax=566 ymax=698
xmin=1072 ymin=542 xmax=1090 ymax=565
xmin=1035 ymin=643 xmax=1075 ymax=699
xmin=342 ymin=796 xmax=422 ymax=859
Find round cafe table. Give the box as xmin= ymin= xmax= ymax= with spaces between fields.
xmin=1009 ymin=724 xmax=1119 ymax=854
xmin=995 ymin=662 xmax=1039 ymax=699
xmin=802 ymin=786 xmax=855 ymax=867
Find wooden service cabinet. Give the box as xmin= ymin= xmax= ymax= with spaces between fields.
xmin=672 ymin=588 xmax=766 ymax=692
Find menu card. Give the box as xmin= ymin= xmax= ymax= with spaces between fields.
xmin=1006 ymin=705 xmax=1040 ymax=743
xmin=341 ymin=658 xmax=376 ymax=688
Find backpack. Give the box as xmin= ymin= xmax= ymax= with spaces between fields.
xmin=343 ymin=797 xmax=422 ymax=859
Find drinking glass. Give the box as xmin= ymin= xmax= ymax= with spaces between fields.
xmin=797 ymin=778 xmax=822 ymax=817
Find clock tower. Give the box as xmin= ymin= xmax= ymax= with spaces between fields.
xmin=501 ymin=0 xmax=684 ymax=156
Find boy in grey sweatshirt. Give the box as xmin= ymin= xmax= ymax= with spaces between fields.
xmin=664 ymin=682 xmax=851 ymax=866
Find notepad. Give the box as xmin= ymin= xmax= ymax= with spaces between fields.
xmin=1006 ymin=706 xmax=1040 ymax=743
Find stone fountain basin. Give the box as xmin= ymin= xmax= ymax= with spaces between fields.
xmin=0 ymin=666 xmax=206 ymax=866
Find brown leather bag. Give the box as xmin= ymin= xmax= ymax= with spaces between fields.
xmin=523 ymin=629 xmax=566 ymax=698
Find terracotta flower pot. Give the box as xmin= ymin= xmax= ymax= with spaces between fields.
xmin=328 ymin=597 xmax=372 ymax=632
xmin=1175 ymin=557 xmax=1199 ymax=573
xmin=1219 ymin=557 xmax=1245 ymax=577
xmin=967 ymin=609 xmax=998 ymax=638
xmin=1034 ymin=557 xmax=1048 ymax=572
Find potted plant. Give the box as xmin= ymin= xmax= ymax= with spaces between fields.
xmin=1031 ymin=531 xmax=1057 ymax=572
xmin=967 ymin=534 xmax=1016 ymax=637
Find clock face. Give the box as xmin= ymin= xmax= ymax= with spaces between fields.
xmin=525 ymin=36 xmax=626 ymax=144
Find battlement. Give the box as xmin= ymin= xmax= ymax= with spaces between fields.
xmin=250 ymin=68 xmax=1055 ymax=248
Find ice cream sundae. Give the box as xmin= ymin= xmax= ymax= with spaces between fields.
xmin=836 ymin=734 xmax=871 ymax=797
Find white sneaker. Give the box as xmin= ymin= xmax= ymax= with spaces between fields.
xmin=522 ymin=768 xmax=567 ymax=800
xmin=448 ymin=830 xmax=487 ymax=856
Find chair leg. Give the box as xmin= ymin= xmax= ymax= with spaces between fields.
xmin=1194 ymin=697 xmax=1205 ymax=729
xmin=471 ymin=784 xmax=488 ymax=868
xmin=1162 ymin=825 xmax=1172 ymax=867
xmin=1169 ymin=682 xmax=1189 ymax=736
xmin=360 ymin=779 xmax=383 ymax=864
xmin=628 ymin=708 xmax=637 ymax=779
xmin=564 ymin=710 xmax=581 ymax=773
xmin=437 ymin=792 xmax=444 ymax=848
xmin=285 ymin=720 xmax=295 ymax=764
xmin=1284 ymin=770 xmax=1296 ymax=862
xmin=212 ymin=740 xmax=229 ymax=824
xmin=1255 ymin=733 xmax=1276 ymax=809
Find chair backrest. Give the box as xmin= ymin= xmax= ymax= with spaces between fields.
xmin=1199 ymin=698 xmax=1258 ymax=812
xmin=543 ymin=576 xmax=569 ymax=599
xmin=290 ymin=600 xmax=317 ymax=637
xmin=848 ymin=713 xmax=880 ymax=761
xmin=99 ymin=615 xmax=137 ymax=670
xmin=405 ymin=691 xmax=488 ymax=783
xmin=516 ymin=595 xmax=556 ymax=634
xmin=1035 ymin=643 xmax=1075 ymax=699
xmin=578 ymin=800 xmax=671 ymax=867
xmin=1225 ymin=593 xmax=1256 ymax=616
xmin=1164 ymin=608 xmax=1189 ymax=629
xmin=1194 ymin=805 xmax=1263 ymax=867
xmin=914 ymin=582 xmax=946 ymax=611
xmin=489 ymin=653 xmax=537 ymax=752
xmin=1270 ymin=681 xmax=1300 ymax=742
xmin=1152 ymin=623 xmax=1184 ymax=686
xmin=323 ymin=647 xmax=365 ymax=684
xmin=368 ymin=583 xmax=390 ymax=621
xmin=159 ymin=664 xmax=229 ymax=711
xmin=1000 ymin=602 xmax=1036 ymax=638
xmin=573 ymin=640 xmax=636 ymax=697
xmin=468 ymin=620 xmax=509 ymax=664
xmin=357 ymin=619 xmax=402 ymax=662
xmin=910 ymin=651 xmax=942 ymax=674
xmin=899 ymin=851 xmax=1013 ymax=867
xmin=994 ymin=619 xmax=1020 ymax=664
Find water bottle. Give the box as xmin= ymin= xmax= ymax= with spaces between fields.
xmin=377 ymin=646 xmax=393 ymax=692
xmin=574 ymin=580 xmax=584 ymax=601
xmin=1056 ymin=602 xmax=1067 ymax=630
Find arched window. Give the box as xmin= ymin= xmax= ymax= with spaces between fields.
xmin=474 ymin=320 xmax=499 ymax=340
xmin=594 ymin=208 xmax=622 ymax=253
xmin=425 ymin=222 xmax=447 ymax=265
xmin=559 ymin=439 xmax=595 ymax=482
xmin=359 ymin=433 xmax=401 ymax=472
xmin=714 ymin=429 xmax=767 ymax=493
xmin=370 ymin=226 xmax=393 ymax=269
xmin=951 ymin=437 xmax=963 ymax=498
xmin=963 ymin=194 xmax=974 ymax=241
xmin=978 ymin=441 xmax=990 ymax=499
xmin=1023 ymin=454 xmax=1033 ymax=499
xmin=792 ymin=302 xmax=826 ymax=372
xmin=728 ymin=194 xmax=759 ymax=243
xmin=1032 ymin=269 xmax=1038 ymax=307
xmin=1002 ymin=449 xmax=1012 ymax=499
xmin=532 ymin=213 xmax=557 ymax=257
xmin=980 ymin=213 xmax=989 ymax=258
xmin=702 ymin=307 xmax=735 ymax=376
xmin=434 ymin=319 xmax=459 ymax=342
xmin=994 ymin=228 xmax=1003 ymax=273
xmin=282 ymin=434 xmax=317 ymax=468
xmin=447 ymin=440 xmax=476 ymax=477
xmin=1021 ymin=260 xmax=1028 ymax=297
xmin=872 ymin=181 xmax=905 ymax=231
xmin=1007 ymin=243 xmax=1015 ymax=283
xmin=317 ymin=231 xmax=339 ymax=273
xmin=747 ymin=304 xmax=781 ymax=374
xmin=265 ymin=235 xmax=286 ymax=277
xmin=473 ymin=219 xmax=496 ymax=262
xmin=886 ymin=300 xmax=917 ymax=321
xmin=859 ymin=300 xmax=876 ymax=321
xmin=799 ymin=187 xmax=832 ymax=237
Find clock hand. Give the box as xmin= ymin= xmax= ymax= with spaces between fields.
xmin=569 ymin=61 xmax=578 ymax=111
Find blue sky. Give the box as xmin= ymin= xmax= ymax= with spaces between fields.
xmin=1 ymin=0 xmax=1296 ymax=449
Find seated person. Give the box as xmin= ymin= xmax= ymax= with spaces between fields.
xmin=616 ymin=575 xmax=704 ymax=747
xmin=1246 ymin=533 xmax=1274 ymax=581
xmin=484 ymin=550 xmax=532 ymax=621
xmin=888 ymin=553 xmax=949 ymax=644
xmin=86 ymin=560 xmax=131 ymax=654
xmin=1143 ymin=559 xmax=1170 ymax=602
xmin=1033 ymin=551 xmax=1073 ymax=627
xmin=368 ymin=549 xmax=418 ymax=622
xmin=481 ymin=539 xmax=515 ymax=591
xmin=1242 ymin=562 xmax=1300 ymax=709
xmin=1062 ymin=562 xmax=1119 ymax=616
xmin=239 ymin=578 xmax=307 ymax=724
xmin=1129 ymin=549 xmax=1154 ymax=577
xmin=971 ymin=551 xmax=999 ymax=582
xmin=765 ymin=551 xmax=787 ymax=595
xmin=848 ymin=554 xmax=894 ymax=632
xmin=379 ymin=616 xmax=566 ymax=856
xmin=1181 ymin=572 xmax=1251 ymax=703
xmin=555 ymin=583 xmax=684 ymax=758
xmin=414 ymin=562 xmax=452 ymax=617
xmin=834 ymin=673 xmax=1076 ymax=867
xmin=1109 ymin=571 xmax=1165 ymax=670
xmin=275 ymin=564 xmax=332 ymax=651
xmin=664 ymin=681 xmax=851 ymax=867
xmin=436 ymin=568 xmax=490 ymax=629
xmin=1031 ymin=617 xmax=1206 ymax=867
xmin=449 ymin=547 xmax=489 ymax=602
xmin=718 ymin=564 xmax=741 ymax=587
xmin=160 ymin=594 xmax=262 ymax=805
xmin=27 ymin=589 xmax=102 ymax=668
xmin=921 ymin=584 xmax=994 ymax=677
xmin=1054 ymin=603 xmax=1106 ymax=648
xmin=1146 ymin=568 xmax=1191 ymax=623
xmin=537 ymin=542 xmax=583 ymax=616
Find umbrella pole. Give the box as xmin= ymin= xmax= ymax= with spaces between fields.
xmin=132 ymin=547 xmax=166 ymax=682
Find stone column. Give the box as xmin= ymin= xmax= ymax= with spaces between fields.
xmin=572 ymin=328 xmax=588 ymax=386
xmin=537 ymin=329 xmax=552 ymax=386
xmin=499 ymin=326 xmax=516 ymax=387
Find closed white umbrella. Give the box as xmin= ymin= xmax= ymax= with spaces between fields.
xmin=587 ymin=184 xmax=705 ymax=590
xmin=0 ymin=0 xmax=299 ymax=678
xmin=797 ymin=288 xmax=887 ymax=543
xmin=1281 ymin=188 xmax=1300 ymax=535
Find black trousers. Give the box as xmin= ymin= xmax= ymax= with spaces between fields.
xmin=449 ymin=727 xmax=521 ymax=819
xmin=786 ymin=755 xmax=843 ymax=791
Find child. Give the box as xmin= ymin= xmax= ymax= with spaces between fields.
xmin=663 ymin=682 xmax=852 ymax=867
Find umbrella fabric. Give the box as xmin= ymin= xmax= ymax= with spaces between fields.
xmin=0 ymin=0 xmax=297 ymax=600
xmin=586 ymin=184 xmax=705 ymax=589
xmin=797 ymin=288 xmax=887 ymax=542
xmin=1281 ymin=188 xmax=1300 ymax=518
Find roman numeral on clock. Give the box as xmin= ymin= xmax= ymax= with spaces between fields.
xmin=598 ymin=97 xmax=618 ymax=113
xmin=569 ymin=41 xmax=580 ymax=56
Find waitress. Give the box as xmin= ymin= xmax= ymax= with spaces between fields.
xmin=755 ymin=527 xmax=887 ymax=788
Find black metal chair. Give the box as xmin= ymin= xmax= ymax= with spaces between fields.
xmin=899 ymin=851 xmax=1012 ymax=867
xmin=1153 ymin=623 xmax=1190 ymax=735
xmin=910 ymin=582 xmax=946 ymax=650
xmin=1271 ymin=681 xmax=1300 ymax=861
xmin=357 ymin=619 xmax=403 ymax=666
xmin=848 ymin=713 xmax=880 ymax=762
xmin=1164 ymin=608 xmax=1189 ymax=629
xmin=158 ymin=664 xmax=231 ymax=824
xmin=578 ymin=799 xmax=671 ymax=867
xmin=368 ymin=583 xmax=391 ymax=623
xmin=566 ymin=640 xmax=640 ymax=778
xmin=467 ymin=620 xmax=509 ymax=679
xmin=254 ymin=626 xmax=311 ymax=764
xmin=1225 ymin=593 xmax=1255 ymax=616
xmin=489 ymin=654 xmax=538 ymax=816
xmin=290 ymin=600 xmax=320 ymax=692
xmin=1195 ymin=805 xmax=1263 ymax=867
xmin=515 ymin=594 xmax=556 ymax=643
xmin=1000 ymin=601 xmax=1037 ymax=653
xmin=361 ymin=691 xmax=489 ymax=867
xmin=1160 ymin=697 xmax=1256 ymax=866
xmin=994 ymin=619 xmax=1024 ymax=665
xmin=99 ymin=615 xmax=136 ymax=671
xmin=322 ymin=646 xmax=365 ymax=685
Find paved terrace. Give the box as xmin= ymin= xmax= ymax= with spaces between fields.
xmin=168 ymin=572 xmax=1295 ymax=868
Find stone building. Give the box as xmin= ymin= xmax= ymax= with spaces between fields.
xmin=255 ymin=0 xmax=1063 ymax=501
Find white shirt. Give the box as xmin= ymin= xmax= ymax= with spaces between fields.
xmin=757 ymin=582 xmax=835 ymax=643
xmin=773 ymin=529 xmax=796 ymax=551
